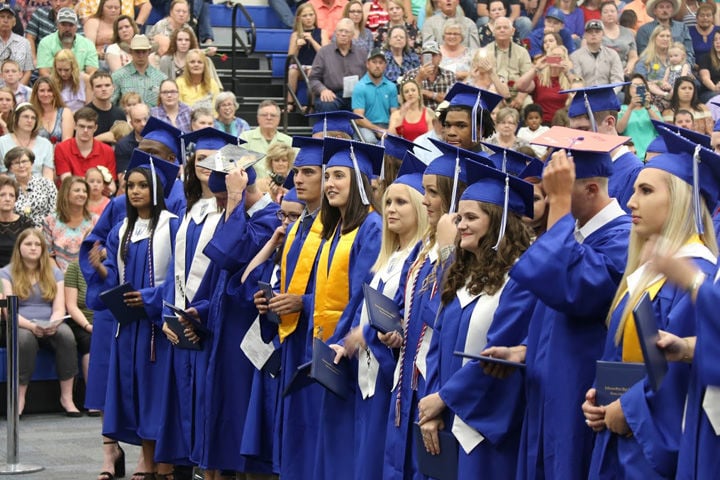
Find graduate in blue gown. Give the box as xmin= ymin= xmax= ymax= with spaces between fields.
xmin=310 ymin=138 xmax=384 ymax=479
xmin=582 ymin=126 xmax=720 ymax=479
xmin=564 ymin=83 xmax=644 ymax=213
xmin=85 ymin=151 xmax=181 ymax=478
xmin=507 ymin=128 xmax=633 ymax=480
xmin=334 ymin=152 xmax=429 ymax=480
xmin=153 ymin=129 xmax=237 ymax=472
xmin=187 ymin=161 xmax=280 ymax=477
xmin=417 ymin=160 xmax=534 ymax=478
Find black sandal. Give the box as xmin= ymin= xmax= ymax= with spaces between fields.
xmin=99 ymin=440 xmax=125 ymax=479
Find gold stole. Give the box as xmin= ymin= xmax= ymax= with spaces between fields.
xmin=313 ymin=223 xmax=359 ymax=341
xmin=278 ymin=213 xmax=324 ymax=342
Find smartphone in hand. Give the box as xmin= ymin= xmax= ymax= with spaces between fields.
xmin=422 ymin=53 xmax=432 ymax=65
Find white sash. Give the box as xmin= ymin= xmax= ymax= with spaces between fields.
xmin=174 ymin=199 xmax=222 ymax=307
xmin=117 ymin=210 xmax=176 ymax=285
xmin=703 ymin=386 xmax=720 ymax=435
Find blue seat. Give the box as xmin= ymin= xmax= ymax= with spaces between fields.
xmin=255 ymin=29 xmax=292 ymax=53
xmin=0 ymin=348 xmax=60 ymax=382
xmin=208 ymin=4 xmax=289 ymax=29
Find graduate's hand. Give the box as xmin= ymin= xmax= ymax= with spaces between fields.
xmin=329 ymin=343 xmax=346 ymax=364
xmin=582 ymin=388 xmax=606 ymax=432
xmin=378 ymin=330 xmax=403 ymax=348
xmin=479 ymin=345 xmax=526 ymax=378
xmin=88 ymin=241 xmax=107 ymax=273
xmin=542 ymin=149 xmax=575 ymax=200
xmin=604 ymin=399 xmax=631 ymax=436
xmin=435 ymin=213 xmax=457 ymax=249
xmin=270 ymin=224 xmax=287 ymax=248
xmin=268 ymin=293 xmax=303 ymax=316
xmin=253 ymin=289 xmax=269 ymax=314
xmin=657 ymin=330 xmax=695 ymax=363
xmin=343 ymin=326 xmax=367 ymax=358
xmin=162 ymin=321 xmax=180 ymax=345
xmin=179 ymin=307 xmax=201 ymax=343
xmin=418 ymin=392 xmax=446 ymax=425
xmin=123 ymin=290 xmax=144 ymax=308
xmin=226 ymin=167 xmax=249 ymax=195
xmin=419 ymin=417 xmax=445 ymax=456
xmin=644 ymin=235 xmax=701 ymax=291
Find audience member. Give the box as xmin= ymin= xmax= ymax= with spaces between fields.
xmin=383 ymin=25 xmax=420 ymax=82
xmin=147 ymin=0 xmax=191 ymax=56
xmin=401 ymin=41 xmax=456 ymax=110
xmin=83 ymin=0 xmax=122 ymax=68
xmin=111 ymin=34 xmax=167 ymax=107
xmin=528 ymin=7 xmax=576 ymax=58
xmin=30 ymin=76 xmax=73 ymax=144
xmin=1 ymin=60 xmax=31 ymax=103
xmin=158 ymin=25 xmax=220 ymax=87
xmin=4 ymin=146 xmax=56 ymax=227
xmin=0 ymin=86 xmax=15 ymax=135
xmin=438 ymin=19 xmax=472 ymax=80
xmin=105 ymin=15 xmax=138 ymax=73
xmin=570 ymin=20 xmax=624 ymax=91
xmin=84 ymin=166 xmax=111 ymax=216
xmin=213 ymin=91 xmax=250 ymax=136
xmin=51 ymin=49 xmax=92 ymax=112
xmin=0 ymin=176 xmax=34 ymax=267
xmin=485 ymin=106 xmax=529 ymax=149
xmin=672 ymin=107 xmax=694 ymax=129
xmin=636 ymin=0 xmax=694 ymax=64
xmin=422 ymin=0 xmax=480 ymax=48
xmin=662 ymin=75 xmax=713 ymax=134
xmin=388 ymin=78 xmax=434 ymax=140
xmin=601 ymin=1 xmax=639 ymax=76
xmin=516 ymin=45 xmax=572 ymax=123
xmin=698 ymin=30 xmax=720 ymax=103
xmin=257 ymin=142 xmax=295 ymax=200
xmin=340 ymin=0 xmax=374 ymax=53
xmin=486 ymin=16 xmax=533 ymax=109
xmin=621 ymin=0 xmax=653 ymax=31
xmin=151 ymin=79 xmax=191 ymax=133
xmin=239 ymin=100 xmax=293 ymax=178
xmin=516 ymin=103 xmax=550 ymax=156
xmin=479 ymin=0 xmax=523 ymax=46
xmin=465 ymin=48 xmax=511 ymax=97
xmin=286 ymin=3 xmax=328 ymax=112
xmin=25 ymin=0 xmax=84 ymax=63
xmin=176 ymin=48 xmax=219 ymax=109
xmin=364 ymin=0 xmax=390 ymax=39
xmin=190 ymin=105 xmax=214 ymax=130
xmin=479 ymin=0 xmax=533 ymax=38
xmin=37 ymin=8 xmax=99 ymax=77
xmin=76 ymin=0 xmax=150 ymax=27
xmin=688 ymin=3 xmax=719 ymax=60
xmin=374 ymin=0 xmax=419 ymax=51
xmin=114 ymin=102 xmax=148 ymax=179
xmin=635 ymin=25 xmax=673 ymax=105
xmin=0 ymin=5 xmax=34 ymax=85
xmin=85 ymin=71 xmax=126 ymax=143
xmin=63 ymin=259 xmax=93 ymax=404
xmin=309 ymin=0 xmax=348 ymax=37
xmin=580 ymin=0 xmax=601 ymax=23
xmin=351 ymin=48 xmax=399 ymax=142
xmin=617 ymin=74 xmax=663 ymax=158
xmin=0 ymin=103 xmax=54 ymax=180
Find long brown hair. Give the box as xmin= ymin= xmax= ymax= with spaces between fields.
xmin=56 ymin=176 xmax=91 ymax=223
xmin=167 ymin=25 xmax=199 ymax=56
xmin=9 ymin=229 xmax=57 ymax=301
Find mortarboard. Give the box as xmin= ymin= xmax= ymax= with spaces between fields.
xmin=392 ymin=151 xmax=427 ymax=194
xmin=182 ymin=128 xmax=242 ymax=152
xmin=645 ymin=135 xmax=667 ymax=155
xmin=207 ymin=166 xmax=257 ymax=194
xmin=282 ymin=170 xmax=295 ymax=190
xmin=126 ymin=149 xmax=180 ymax=204
xmin=307 ymin=111 xmax=362 ymax=137
xmin=322 ymin=137 xmax=385 ymax=205
xmin=282 ymin=187 xmax=305 ymax=205
xmin=519 ymin=158 xmax=545 ymax=179
xmin=141 ymin=117 xmax=184 ymax=161
xmin=292 ymin=136 xmax=324 ymax=168
xmin=381 ymin=133 xmax=429 ymax=160
xmin=561 ymin=83 xmax=628 ymax=131
xmin=650 ymin=120 xmax=711 ymax=149
xmin=196 ymin=145 xmax=265 ymax=173
xmin=481 ymin=142 xmax=536 ymax=176
xmin=445 ymin=83 xmax=504 ymax=143
xmin=531 ymin=126 xmax=629 ymax=179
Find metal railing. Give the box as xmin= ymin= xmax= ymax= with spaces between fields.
xmin=282 ymin=54 xmax=314 ymax=132
xmin=230 ymin=2 xmax=257 ymax=92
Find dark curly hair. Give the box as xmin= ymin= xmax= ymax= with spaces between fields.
xmin=440 ymin=202 xmax=531 ymax=305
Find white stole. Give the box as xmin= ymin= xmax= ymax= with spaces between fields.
xmin=358 ymin=248 xmax=410 ymax=399
xmin=174 ymin=198 xmax=222 ymax=307
xmin=451 ymin=280 xmax=507 ymax=454
xmin=116 ymin=210 xmax=177 ymax=286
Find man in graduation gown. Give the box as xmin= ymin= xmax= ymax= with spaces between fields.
xmin=508 ymin=131 xmax=632 ymax=479
xmin=564 ymin=83 xmax=643 ymax=213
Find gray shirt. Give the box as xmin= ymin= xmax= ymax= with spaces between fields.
xmin=0 ymin=265 xmax=63 ymax=321
xmin=309 ymin=43 xmax=368 ymax=96
xmin=570 ymin=46 xmax=624 ymax=91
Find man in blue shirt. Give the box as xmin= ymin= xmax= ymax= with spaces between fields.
xmin=636 ymin=0 xmax=694 ymax=64
xmin=352 ymin=48 xmax=399 ymax=143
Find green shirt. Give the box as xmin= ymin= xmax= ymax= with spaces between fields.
xmin=239 ymin=128 xmax=294 ymax=179
xmin=111 ymin=64 xmax=167 ymax=107
xmin=64 ymin=261 xmax=93 ymax=324
xmin=36 ymin=33 xmax=99 ymax=72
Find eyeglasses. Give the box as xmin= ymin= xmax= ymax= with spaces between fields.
xmin=349 ymin=9 xmax=363 ymax=13
xmin=276 ymin=210 xmax=301 ymax=222
xmin=259 ymin=113 xmax=279 ymax=118
xmin=10 ymin=159 xmax=30 ymax=167
xmin=444 ymin=32 xmax=462 ymax=36
xmin=161 ymin=90 xmax=179 ymax=95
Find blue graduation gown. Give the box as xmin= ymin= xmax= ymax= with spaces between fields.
xmin=80 ymin=182 xmax=185 ymax=410
xmin=589 ymin=256 xmax=716 ymax=479
xmin=312 ymin=213 xmax=383 ymax=479
xmin=85 ymin=212 xmax=180 ymax=445
xmin=190 ymin=197 xmax=280 ymax=472
xmin=676 ymin=270 xmax=720 ymax=480
xmin=510 ymin=212 xmax=631 ymax=480
xmin=429 ymin=279 xmax=538 ymax=479
xmin=609 ymin=151 xmax=643 ymax=214
xmin=383 ymin=242 xmax=444 ymax=480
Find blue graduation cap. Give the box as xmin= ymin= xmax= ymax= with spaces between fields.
xmin=646 ymin=135 xmax=667 ymax=155
xmin=292 ymin=136 xmax=324 ymax=168
xmin=182 ymin=128 xmax=242 ymax=152
xmin=462 ymin=158 xmax=534 ymax=249
xmin=381 ymin=133 xmax=429 ymax=159
xmin=207 ymin=166 xmax=257 ymax=194
xmin=282 ymin=170 xmax=296 ymax=189
xmin=392 ymin=151 xmax=427 ymax=194
xmin=715 ymin=117 xmax=720 ymax=132
xmin=560 ymin=83 xmax=628 ymax=131
xmin=307 ymin=111 xmax=362 ymax=137
xmin=126 ymin=149 xmax=180 ymax=204
xmin=322 ymin=137 xmax=385 ymax=205
xmin=649 ymin=126 xmax=720 ymax=233
xmin=650 ymin=120 xmax=711 ymax=149
xmin=481 ymin=142 xmax=536 ymax=176
xmin=141 ymin=117 xmax=184 ymax=161
xmin=426 ymin=138 xmax=493 ymax=213
xmin=445 ymin=83 xmax=505 ymax=143
xmin=282 ymin=187 xmax=305 ymax=205
xmin=519 ymin=158 xmax=544 ymax=179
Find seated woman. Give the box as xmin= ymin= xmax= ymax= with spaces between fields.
xmin=42 ymin=176 xmax=97 ymax=273
xmin=618 ymin=74 xmax=663 ymax=159
xmin=516 ymin=45 xmax=572 ymax=124
xmin=105 ymin=15 xmax=138 ymax=73
xmin=0 ymin=176 xmax=34 ymax=268
xmin=0 ymin=104 xmax=55 ymax=182
xmin=698 ymin=30 xmax=720 ymax=103
xmin=479 ymin=1 xmax=524 ymax=47
xmin=484 ymin=107 xmax=529 ymax=150
xmin=83 ymin=0 xmax=122 ymax=69
xmin=388 ymin=78 xmax=434 ymax=141
xmin=147 ymin=0 xmax=191 ymax=57
xmin=465 ymin=49 xmax=511 ymax=98
xmin=601 ymin=1 xmax=638 ymax=76
xmin=0 ymin=87 xmax=15 ymax=136
xmin=64 ymin=259 xmax=93 ymax=400
xmin=337 ymin=0 xmax=374 ymax=53
xmin=0 ymin=228 xmax=80 ymax=416
xmin=256 ymin=142 xmax=295 ymax=201
xmin=373 ymin=0 xmax=419 ymax=52
xmin=214 ymin=92 xmax=251 ymax=136
xmin=634 ymin=25 xmax=673 ymax=109
xmin=176 ymin=49 xmax=221 ymax=110
xmin=50 ymin=50 xmax=93 ymax=113
xmin=30 ymin=77 xmax=74 ymax=145
xmin=286 ymin=3 xmax=328 ymax=111
xmin=662 ymin=76 xmax=713 ymax=135
xmin=439 ymin=19 xmax=473 ymax=81
xmin=383 ymin=25 xmax=419 ymax=83
xmin=151 ymin=79 xmax=192 ymax=133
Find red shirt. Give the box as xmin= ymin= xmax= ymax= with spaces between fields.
xmin=533 ymin=76 xmax=569 ymax=124
xmin=54 ymin=138 xmax=117 ymax=179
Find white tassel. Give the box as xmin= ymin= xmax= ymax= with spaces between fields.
xmin=493 ymin=174 xmax=510 ymax=251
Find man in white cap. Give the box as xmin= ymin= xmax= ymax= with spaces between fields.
xmin=111 ymin=34 xmax=168 ymax=107
xmin=37 ymin=7 xmax=98 ymax=77
xmin=636 ymin=0 xmax=694 ymax=64
xmin=401 ymin=41 xmax=456 ymax=110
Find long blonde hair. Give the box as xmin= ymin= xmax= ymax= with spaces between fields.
xmin=538 ymin=45 xmax=571 ymax=89
xmin=51 ymin=49 xmax=82 ymax=94
xmin=373 ymin=183 xmax=428 ymax=272
xmin=181 ymin=49 xmax=214 ymax=93
xmin=640 ymin=25 xmax=671 ymax=72
xmin=9 ymin=229 xmax=57 ymax=302
xmin=609 ymin=171 xmax=718 ymax=344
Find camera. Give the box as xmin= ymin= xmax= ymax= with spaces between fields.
xmin=269 ymin=172 xmax=286 ymax=186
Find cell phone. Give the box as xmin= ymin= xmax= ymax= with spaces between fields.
xmin=546 ymin=56 xmax=561 ymax=65
xmin=422 ymin=53 xmax=432 ymax=65
xmin=636 ymin=84 xmax=646 ymax=101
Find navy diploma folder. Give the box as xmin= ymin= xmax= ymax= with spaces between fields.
xmin=310 ymin=338 xmax=352 ymax=399
xmin=632 ymin=292 xmax=668 ymax=392
xmin=412 ymin=423 xmax=458 ymax=480
xmin=163 ymin=301 xmax=210 ymax=334
xmin=453 ymin=350 xmax=526 ymax=369
xmin=99 ymin=283 xmax=148 ymax=325
xmin=595 ymin=361 xmax=646 ymax=406
xmin=362 ymin=283 xmax=402 ymax=334
xmin=164 ymin=315 xmax=201 ymax=350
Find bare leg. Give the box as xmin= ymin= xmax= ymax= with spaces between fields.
xmin=59 ymin=377 xmax=80 ymax=413
xmin=82 ymin=353 xmax=90 ymax=384
xmin=98 ymin=436 xmax=125 ymax=480
xmin=287 ymin=68 xmax=299 ymax=108
xmin=18 ymin=383 xmax=28 ymax=415
xmin=142 ymin=440 xmax=156 ymax=476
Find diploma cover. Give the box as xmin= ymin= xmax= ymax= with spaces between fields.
xmin=362 ymin=283 xmax=402 ymax=334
